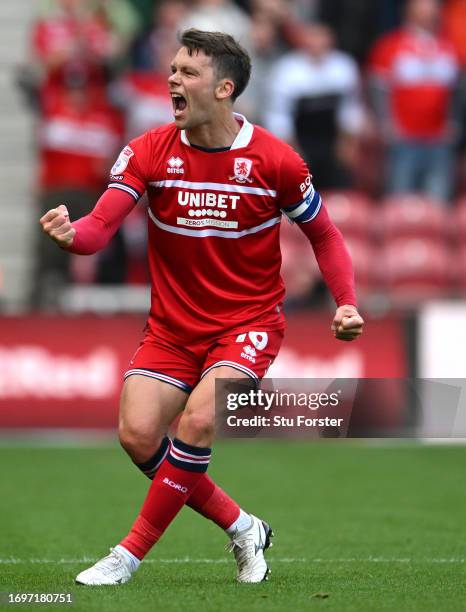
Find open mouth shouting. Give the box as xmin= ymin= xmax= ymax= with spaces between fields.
xmin=171 ymin=93 xmax=187 ymax=119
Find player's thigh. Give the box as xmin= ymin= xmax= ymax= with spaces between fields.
xmin=183 ymin=328 xmax=284 ymax=423
xmin=120 ymin=329 xmax=201 ymax=455
xmin=176 ymin=329 xmax=284 ymax=445
xmin=176 ymin=366 xmax=251 ymax=446
xmin=119 ymin=375 xmax=188 ymax=449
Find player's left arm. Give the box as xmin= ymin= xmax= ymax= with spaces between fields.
xmin=298 ymin=205 xmax=363 ymax=342
xmin=279 ymin=149 xmax=364 ymax=342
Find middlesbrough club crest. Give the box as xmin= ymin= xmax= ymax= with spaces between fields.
xmin=229 ymin=158 xmax=253 ymax=183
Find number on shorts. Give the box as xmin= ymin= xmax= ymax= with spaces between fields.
xmin=236 ymin=331 xmax=268 ymax=351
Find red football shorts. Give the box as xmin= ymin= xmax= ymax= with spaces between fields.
xmin=124 ymin=327 xmax=284 ymax=393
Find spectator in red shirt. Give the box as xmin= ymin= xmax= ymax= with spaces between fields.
xmin=107 ymin=0 xmax=185 ymax=288
xmin=32 ymin=73 xmax=124 ymax=306
xmin=115 ymin=0 xmax=183 ymax=139
xmin=442 ymin=0 xmax=466 ymax=67
xmin=32 ymin=0 xmax=120 ymax=90
xmin=18 ymin=0 xmax=135 ymax=110
xmin=367 ymin=0 xmax=459 ymax=201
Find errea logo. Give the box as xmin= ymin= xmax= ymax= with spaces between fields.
xmin=167 ymin=156 xmax=184 ymax=174
xmin=242 ymin=345 xmax=257 ymax=357
xmin=241 ymin=345 xmax=256 ymax=363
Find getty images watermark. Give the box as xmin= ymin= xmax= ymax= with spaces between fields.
xmin=225 ymin=388 xmax=344 ymax=429
xmin=215 ymin=379 xmax=356 ymax=438
xmin=215 ymin=378 xmax=465 ymax=438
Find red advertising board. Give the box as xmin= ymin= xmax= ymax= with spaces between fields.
xmin=0 ymin=314 xmax=408 ymax=429
xmin=270 ymin=313 xmax=407 ymax=379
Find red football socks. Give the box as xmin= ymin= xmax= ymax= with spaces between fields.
xmin=120 ymin=438 xmax=211 ymax=559
xmin=135 ymin=436 xmax=241 ymax=531
xmin=188 ymin=474 xmax=240 ymax=529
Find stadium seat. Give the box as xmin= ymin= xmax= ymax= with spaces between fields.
xmin=376 ymin=194 xmax=449 ymax=240
xmin=342 ymin=237 xmax=377 ymax=301
xmin=375 ymin=236 xmax=454 ymax=306
xmin=322 ymin=191 xmax=374 ymax=239
xmin=280 ymin=217 xmax=319 ymax=301
xmin=280 ymin=217 xmax=377 ymax=304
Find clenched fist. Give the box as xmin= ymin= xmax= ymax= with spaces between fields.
xmin=39 ymin=204 xmax=76 ymax=248
xmin=331 ymin=304 xmax=364 ymax=342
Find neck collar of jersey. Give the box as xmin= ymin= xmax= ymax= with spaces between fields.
xmin=180 ymin=113 xmax=253 ymax=150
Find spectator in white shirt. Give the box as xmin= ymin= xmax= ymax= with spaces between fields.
xmin=264 ymin=23 xmax=366 ymax=189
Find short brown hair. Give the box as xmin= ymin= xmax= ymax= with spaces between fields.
xmin=179 ymin=29 xmax=251 ymax=101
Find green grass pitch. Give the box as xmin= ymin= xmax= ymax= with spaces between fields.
xmin=0 ymin=440 xmax=465 ymax=611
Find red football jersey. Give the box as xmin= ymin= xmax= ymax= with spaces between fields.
xmin=33 ymin=14 xmax=114 ymax=63
xmin=108 ymin=114 xmax=321 ymax=341
xmin=39 ymin=91 xmax=124 ymax=191
xmin=368 ymin=28 xmax=458 ymax=138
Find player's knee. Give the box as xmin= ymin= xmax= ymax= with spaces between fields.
xmin=182 ymin=410 xmax=215 ymax=442
xmin=118 ymin=422 xmax=162 ymax=462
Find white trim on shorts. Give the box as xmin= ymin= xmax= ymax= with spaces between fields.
xmin=124 ymin=368 xmax=192 ymax=393
xmin=200 ymin=360 xmax=259 ymax=383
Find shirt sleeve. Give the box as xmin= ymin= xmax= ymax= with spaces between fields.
xmin=277 ymin=145 xmax=357 ymax=306
xmin=367 ymin=33 xmax=396 ymax=80
xmin=278 ymin=147 xmax=322 ymax=224
xmin=107 ymin=132 xmax=150 ymax=202
xmin=297 ymin=204 xmax=357 ymax=307
xmin=68 ymin=188 xmax=136 ymax=255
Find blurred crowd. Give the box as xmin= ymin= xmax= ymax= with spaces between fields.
xmin=18 ymin=0 xmax=466 ymax=310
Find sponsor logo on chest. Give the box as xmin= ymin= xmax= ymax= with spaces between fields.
xmin=160 ymin=154 xmax=260 ymax=230
xmin=176 ymin=190 xmax=240 ymax=228
xmin=177 ymin=191 xmax=240 ymax=209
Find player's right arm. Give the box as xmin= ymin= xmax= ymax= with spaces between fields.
xmin=39 ymin=138 xmax=148 ymax=254
xmin=40 ymin=189 xmax=136 ymax=254
xmin=40 ymin=204 xmax=76 ymax=248
xmin=39 ymin=189 xmax=136 ymax=253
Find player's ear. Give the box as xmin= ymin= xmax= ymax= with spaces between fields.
xmin=215 ymin=78 xmax=235 ymax=101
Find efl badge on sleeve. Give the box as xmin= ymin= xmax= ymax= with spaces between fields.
xmin=229 ymin=158 xmax=253 ymax=184
xmin=111 ymin=146 xmax=134 ymax=175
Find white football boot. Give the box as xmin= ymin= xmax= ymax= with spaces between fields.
xmin=226 ymin=514 xmax=274 ymax=583
xmin=75 ymin=548 xmax=134 ymax=586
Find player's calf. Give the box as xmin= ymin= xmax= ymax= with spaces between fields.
xmin=130 ymin=438 xmax=267 ymax=569
xmin=132 ymin=436 xmax=171 ymax=479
